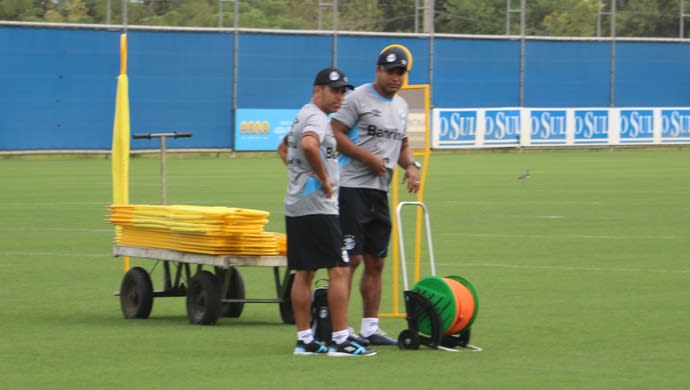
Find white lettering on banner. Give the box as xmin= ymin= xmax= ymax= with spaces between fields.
xmin=662 ymin=110 xmax=690 ymax=137
xmin=620 ymin=111 xmax=653 ymax=138
xmin=530 ymin=111 xmax=566 ymax=139
xmin=574 ymin=111 xmax=608 ymax=138
xmin=432 ymin=107 xmax=690 ymax=150
xmin=485 ymin=111 xmax=520 ymax=139
xmin=438 ymin=111 xmax=476 ymax=140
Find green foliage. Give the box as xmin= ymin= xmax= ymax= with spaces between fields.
xmin=375 ymin=0 xmax=416 ymax=32
xmin=63 ymin=0 xmax=92 ymax=23
xmin=437 ymin=0 xmax=506 ymax=35
xmin=0 ymin=0 xmax=686 ymax=37
xmin=540 ymin=0 xmax=599 ymax=36
xmin=616 ymin=0 xmax=668 ymax=37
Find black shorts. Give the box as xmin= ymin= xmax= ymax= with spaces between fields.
xmin=338 ymin=187 xmax=391 ymax=258
xmin=285 ymin=214 xmax=349 ymax=271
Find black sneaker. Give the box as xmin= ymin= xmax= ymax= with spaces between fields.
xmin=327 ymin=340 xmax=376 ymax=357
xmin=347 ymin=327 xmax=371 ymax=347
xmin=364 ymin=329 xmax=398 ymax=346
xmin=293 ymin=340 xmax=328 ymax=356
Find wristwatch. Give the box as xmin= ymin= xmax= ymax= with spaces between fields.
xmin=408 ymin=160 xmax=421 ymax=169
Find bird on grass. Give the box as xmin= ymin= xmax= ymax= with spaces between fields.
xmin=517 ymin=169 xmax=531 ymax=182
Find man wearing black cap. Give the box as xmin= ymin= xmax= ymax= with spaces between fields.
xmin=331 ymin=48 xmax=422 ymax=346
xmin=278 ymin=67 xmax=375 ymax=357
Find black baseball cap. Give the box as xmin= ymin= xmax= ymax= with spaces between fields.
xmin=313 ymin=67 xmax=354 ymax=90
xmin=377 ymin=47 xmax=409 ymax=70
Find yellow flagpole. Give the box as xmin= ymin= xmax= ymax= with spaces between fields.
xmin=112 ymin=33 xmax=131 ymax=272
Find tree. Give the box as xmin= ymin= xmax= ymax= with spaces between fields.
xmin=540 ymin=0 xmax=599 ymax=36
xmin=375 ymin=0 xmax=417 ymax=32
xmin=436 ymin=0 xmax=505 ymax=35
xmin=0 ymin=0 xmax=686 ymax=38
xmin=613 ymin=0 xmax=681 ymax=38
xmin=63 ymin=0 xmax=92 ymax=23
xmin=1 ymin=0 xmax=40 ymax=20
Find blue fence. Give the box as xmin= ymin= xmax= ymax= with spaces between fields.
xmin=1 ymin=24 xmax=689 ymax=151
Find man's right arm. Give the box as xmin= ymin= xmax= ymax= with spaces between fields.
xmin=331 ymin=119 xmax=386 ymax=176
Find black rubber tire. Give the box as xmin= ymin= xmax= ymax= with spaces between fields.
xmin=398 ymin=329 xmax=421 ymax=350
xmin=186 ymin=270 xmax=221 ymax=325
xmin=442 ymin=328 xmax=471 ymax=348
xmin=279 ymin=272 xmax=295 ymax=324
xmin=218 ymin=268 xmax=245 ymax=318
xmin=120 ymin=266 xmax=154 ymax=319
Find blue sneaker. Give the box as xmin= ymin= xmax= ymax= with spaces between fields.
xmin=293 ymin=340 xmax=328 ymax=356
xmin=327 ymin=340 xmax=376 ymax=357
xmin=348 ymin=327 xmax=371 ymax=347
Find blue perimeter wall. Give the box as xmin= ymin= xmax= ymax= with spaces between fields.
xmin=1 ymin=24 xmax=689 ymax=151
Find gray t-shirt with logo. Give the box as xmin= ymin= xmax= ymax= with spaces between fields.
xmin=284 ymin=103 xmax=339 ymax=217
xmin=332 ymin=83 xmax=409 ymax=192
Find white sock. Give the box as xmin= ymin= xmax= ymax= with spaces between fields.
xmin=360 ymin=317 xmax=379 ymax=337
xmin=332 ymin=329 xmax=349 ymax=345
xmin=297 ymin=329 xmax=314 ymax=344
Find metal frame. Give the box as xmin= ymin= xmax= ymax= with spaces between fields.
xmin=114 ymin=244 xmax=290 ymax=304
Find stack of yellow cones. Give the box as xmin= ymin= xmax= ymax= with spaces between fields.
xmin=108 ymin=204 xmax=286 ymax=256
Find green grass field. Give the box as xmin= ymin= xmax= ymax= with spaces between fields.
xmin=1 ymin=148 xmax=689 ymax=389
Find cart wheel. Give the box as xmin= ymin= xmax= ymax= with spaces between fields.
xmin=398 ymin=329 xmax=421 ymax=350
xmin=186 ymin=270 xmax=221 ymax=325
xmin=120 ymin=266 xmax=154 ymax=319
xmin=279 ymin=272 xmax=295 ymax=324
xmin=218 ymin=268 xmax=245 ymax=318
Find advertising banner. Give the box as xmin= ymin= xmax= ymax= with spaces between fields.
xmin=484 ymin=109 xmax=521 ymax=147
xmin=660 ymin=109 xmax=690 ymax=143
xmin=573 ymin=109 xmax=609 ymax=145
xmin=234 ymin=109 xmax=298 ymax=151
xmin=529 ymin=109 xmax=567 ymax=145
xmin=432 ymin=107 xmax=690 ymax=149
xmin=618 ymin=109 xmax=654 ymax=144
xmin=434 ymin=109 xmax=479 ymax=147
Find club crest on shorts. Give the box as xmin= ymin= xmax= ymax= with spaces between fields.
xmin=343 ymin=234 xmax=356 ymax=251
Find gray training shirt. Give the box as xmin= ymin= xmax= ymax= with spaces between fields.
xmin=283 ymin=103 xmax=339 ymax=217
xmin=332 ymin=83 xmax=409 ymax=192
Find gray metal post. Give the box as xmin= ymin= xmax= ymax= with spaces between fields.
xmin=596 ymin=2 xmax=602 ymax=37
xmin=132 ymin=132 xmax=193 ymax=204
xmin=415 ymin=0 xmax=420 ymax=33
xmin=106 ymin=0 xmax=111 ymax=25
xmin=159 ymin=136 xmax=168 ymax=204
xmin=428 ymin=0 xmax=435 ymax=89
xmin=682 ymin=0 xmax=685 ymax=38
xmin=233 ymin=0 xmax=239 ymax=112
xmin=609 ymin=0 xmax=616 ymax=107
xmin=122 ymin=0 xmax=127 ymax=31
xmin=218 ymin=0 xmax=223 ymax=27
xmin=506 ymin=0 xmax=511 ymax=34
xmin=519 ymin=0 xmax=525 ymax=106
xmin=506 ymin=0 xmax=521 ymax=35
xmin=681 ymin=0 xmax=690 ymax=38
xmin=332 ymin=0 xmax=338 ymax=67
xmin=423 ymin=0 xmax=433 ymax=33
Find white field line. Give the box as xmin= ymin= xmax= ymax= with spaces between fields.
xmin=432 ymin=261 xmax=690 ymax=274
xmin=439 ymin=232 xmax=679 ymax=240
xmin=443 ymin=200 xmax=605 ymax=205
xmin=0 ymin=251 xmax=112 ymax=257
xmin=0 ymin=202 xmax=109 ymax=208
xmin=2 ymin=251 xmax=688 ymax=274
xmin=0 ymin=227 xmax=113 ymax=232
